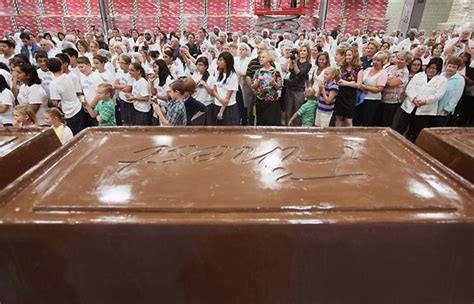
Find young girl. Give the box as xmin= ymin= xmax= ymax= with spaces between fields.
xmin=0 ymin=74 xmax=15 ymax=126
xmin=192 ymin=56 xmax=215 ymax=125
xmin=114 ymin=54 xmax=134 ymax=126
xmin=44 ymin=108 xmax=73 ymax=144
xmin=83 ymin=83 xmax=117 ymax=126
xmin=13 ymin=105 xmax=38 ymax=127
xmin=12 ymin=63 xmax=48 ymax=126
xmin=125 ymin=62 xmax=151 ymax=126
xmin=288 ymin=87 xmax=318 ymax=127
xmin=316 ymin=67 xmax=339 ymax=127
xmin=93 ymin=54 xmax=114 ymax=85
xmin=213 ymin=51 xmax=239 ymax=125
xmin=149 ymin=59 xmax=174 ymax=125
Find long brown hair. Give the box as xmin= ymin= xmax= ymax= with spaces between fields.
xmin=343 ymin=47 xmax=361 ymax=68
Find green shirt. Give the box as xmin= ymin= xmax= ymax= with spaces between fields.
xmin=297 ymin=99 xmax=317 ymax=126
xmin=94 ymin=99 xmax=116 ymax=126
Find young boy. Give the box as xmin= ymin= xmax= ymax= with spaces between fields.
xmin=83 ymin=83 xmax=117 ymax=126
xmin=151 ymin=79 xmax=187 ymax=126
xmin=288 ymin=87 xmax=318 ymax=126
xmin=47 ymin=57 xmax=86 ymax=135
xmin=77 ymin=56 xmax=103 ymax=126
xmin=35 ymin=51 xmax=54 ymax=101
xmin=55 ymin=53 xmax=82 ymax=97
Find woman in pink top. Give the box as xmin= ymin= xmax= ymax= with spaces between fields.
xmin=354 ymin=51 xmax=388 ymax=126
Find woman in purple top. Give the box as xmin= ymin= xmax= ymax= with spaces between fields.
xmin=334 ymin=48 xmax=363 ymax=127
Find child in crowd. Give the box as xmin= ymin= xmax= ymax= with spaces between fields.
xmin=93 ymin=54 xmax=114 ymax=85
xmin=13 ymin=104 xmax=38 ymax=127
xmin=47 ymin=57 xmax=86 ymax=135
xmin=125 ymin=62 xmax=151 ymax=125
xmin=44 ymin=108 xmax=73 ymax=144
xmin=151 ymin=79 xmax=187 ymax=126
xmin=0 ymin=74 xmax=15 ymax=126
xmin=35 ymin=51 xmax=54 ymax=101
xmin=83 ymin=83 xmax=117 ymax=126
xmin=316 ymin=67 xmax=339 ymax=127
xmin=77 ymin=56 xmax=103 ymax=126
xmin=288 ymin=87 xmax=318 ymax=127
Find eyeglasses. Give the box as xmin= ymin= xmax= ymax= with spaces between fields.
xmin=129 ymin=68 xmax=137 ymax=72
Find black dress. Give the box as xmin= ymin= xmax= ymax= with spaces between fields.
xmin=334 ymin=65 xmax=363 ymax=118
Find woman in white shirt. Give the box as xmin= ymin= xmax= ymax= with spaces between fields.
xmin=150 ymin=59 xmax=174 ymax=126
xmin=356 ymin=51 xmax=389 ymax=126
xmin=213 ymin=51 xmax=240 ymax=125
xmin=395 ymin=57 xmax=447 ymax=142
xmin=234 ymin=43 xmax=252 ymax=125
xmin=114 ymin=54 xmax=134 ymax=126
xmin=163 ymin=49 xmax=185 ymax=80
xmin=125 ymin=62 xmax=151 ymax=126
xmin=192 ymin=56 xmax=216 ymax=125
xmin=12 ymin=63 xmax=48 ymax=125
xmin=0 ymin=74 xmax=15 ymax=126
xmin=76 ymin=39 xmax=93 ymax=63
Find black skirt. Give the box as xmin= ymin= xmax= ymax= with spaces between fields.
xmin=334 ymin=86 xmax=356 ymax=118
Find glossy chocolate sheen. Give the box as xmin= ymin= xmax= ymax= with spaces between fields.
xmin=416 ymin=127 xmax=474 ymax=183
xmin=0 ymin=127 xmax=472 ymax=303
xmin=0 ymin=127 xmax=61 ymax=190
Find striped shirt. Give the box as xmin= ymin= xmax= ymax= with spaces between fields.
xmin=317 ymin=80 xmax=339 ymax=113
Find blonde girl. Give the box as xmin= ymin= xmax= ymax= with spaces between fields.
xmin=316 ymin=67 xmax=339 ymax=127
xmin=44 ymin=108 xmax=73 ymax=144
xmin=13 ymin=104 xmax=38 ymax=127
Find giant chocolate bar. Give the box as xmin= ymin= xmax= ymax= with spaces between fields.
xmin=416 ymin=127 xmax=474 ymax=183
xmin=0 ymin=127 xmax=61 ymax=190
xmin=0 ymin=127 xmax=472 ymax=303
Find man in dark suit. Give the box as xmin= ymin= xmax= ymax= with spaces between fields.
xmin=186 ymin=33 xmax=200 ymax=59
xmin=20 ymin=32 xmax=41 ymax=65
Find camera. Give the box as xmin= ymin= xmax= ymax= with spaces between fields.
xmin=289 ymin=48 xmax=298 ymax=60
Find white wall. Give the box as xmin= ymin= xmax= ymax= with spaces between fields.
xmin=419 ymin=0 xmax=455 ymax=33
xmin=386 ymin=0 xmax=405 ymax=33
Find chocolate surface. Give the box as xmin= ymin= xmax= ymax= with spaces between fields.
xmin=416 ymin=127 xmax=474 ymax=183
xmin=0 ymin=127 xmax=472 ymax=303
xmin=0 ymin=128 xmax=61 ymax=190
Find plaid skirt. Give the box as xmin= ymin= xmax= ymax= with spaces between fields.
xmin=118 ymin=97 xmax=134 ymax=124
xmin=212 ymin=104 xmax=240 ymax=126
xmin=132 ymin=109 xmax=152 ymax=126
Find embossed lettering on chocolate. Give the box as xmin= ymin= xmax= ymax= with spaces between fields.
xmin=0 ymin=127 xmax=472 ymax=303
xmin=416 ymin=127 xmax=474 ymax=184
xmin=0 ymin=128 xmax=61 ymax=190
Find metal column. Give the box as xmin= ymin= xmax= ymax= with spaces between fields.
xmin=318 ymin=0 xmax=328 ymax=29
xmin=98 ymin=0 xmax=112 ymax=34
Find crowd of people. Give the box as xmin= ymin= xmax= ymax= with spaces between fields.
xmin=0 ymin=23 xmax=472 ymax=144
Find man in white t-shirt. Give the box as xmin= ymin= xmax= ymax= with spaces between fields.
xmin=47 ymin=57 xmax=86 ymax=134
xmin=0 ymin=39 xmax=16 ymax=66
xmin=55 ymin=53 xmax=82 ymax=97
